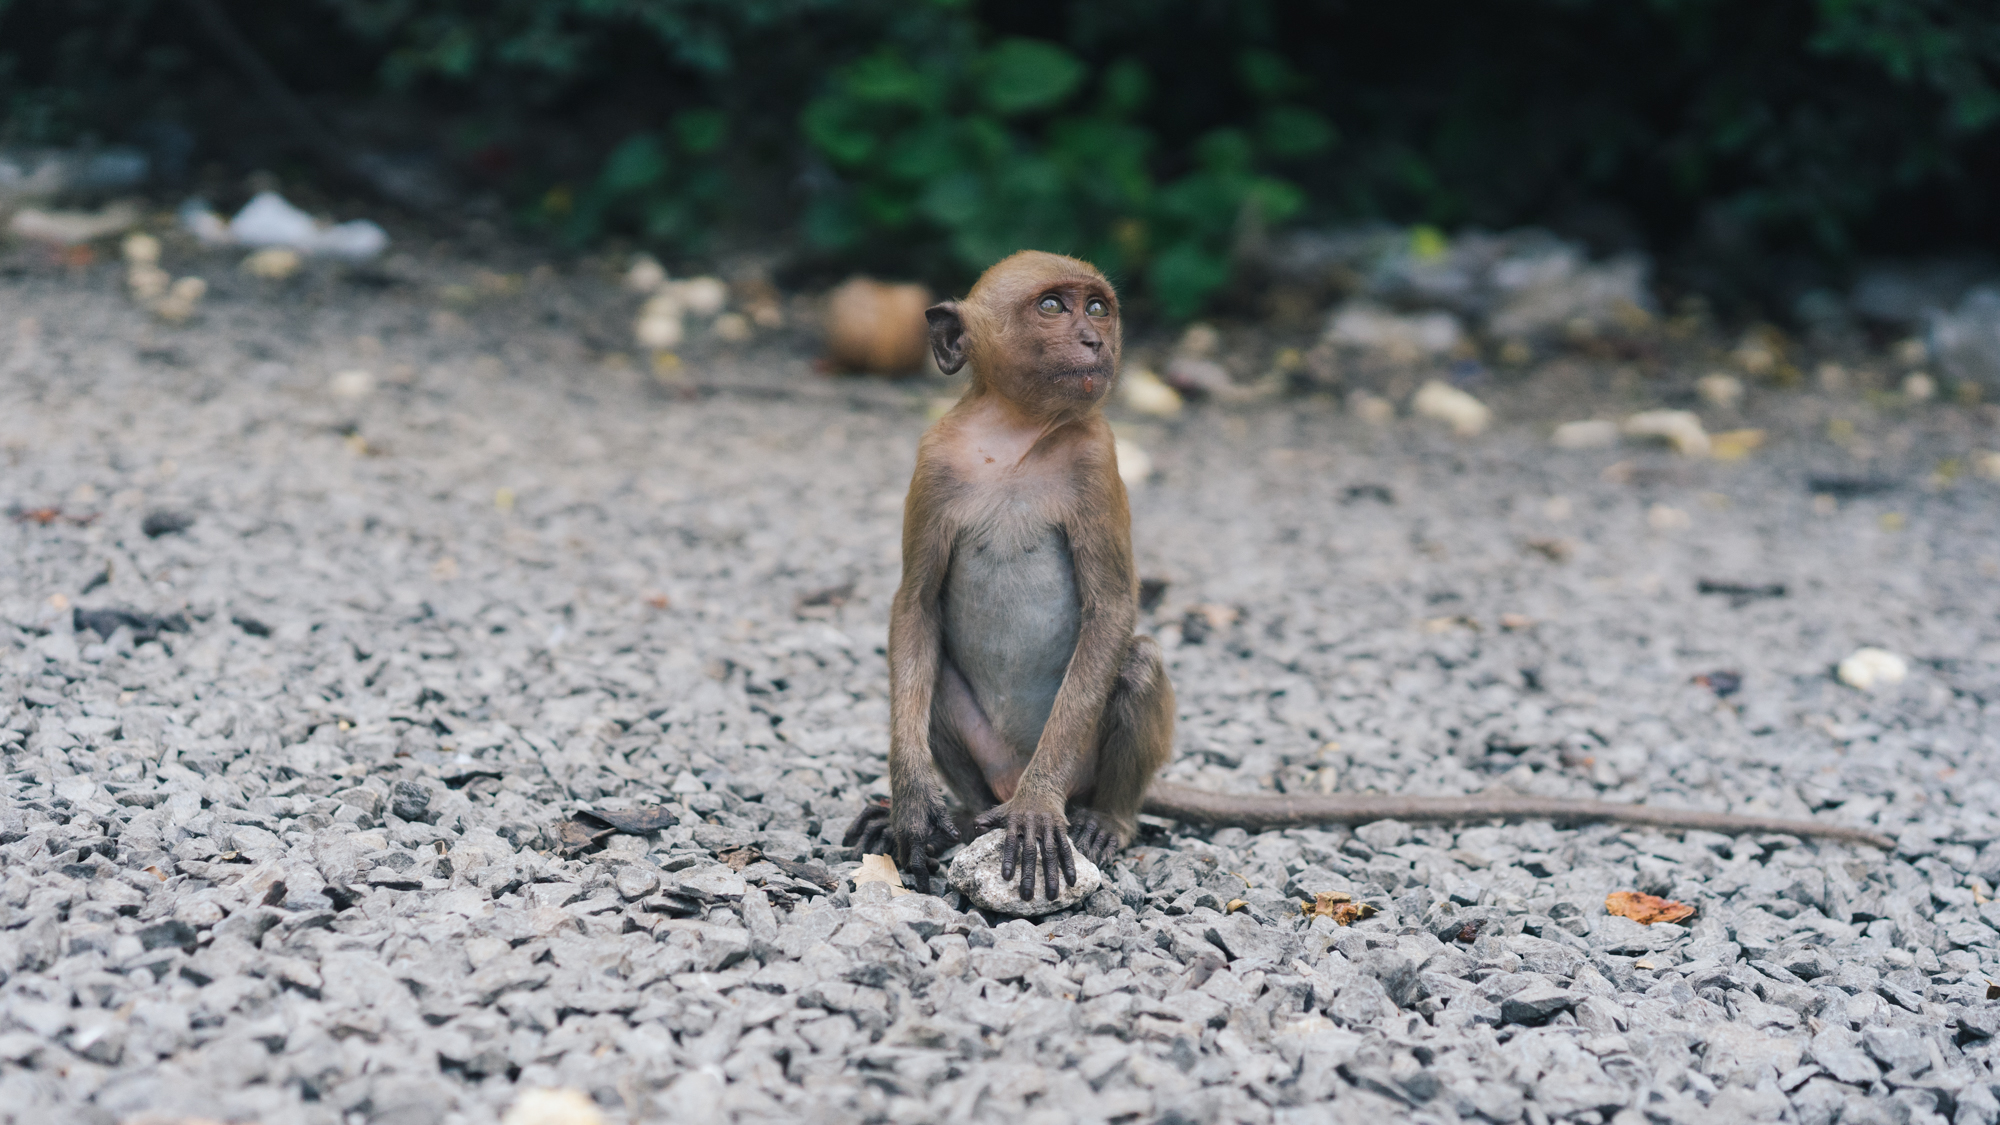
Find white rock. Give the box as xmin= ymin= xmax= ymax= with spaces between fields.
xmin=1121 ymin=368 xmax=1183 ymax=416
xmin=1114 ymin=439 xmax=1152 ymax=486
xmin=634 ymin=291 xmax=685 ymax=350
xmin=712 ymin=312 xmax=752 ymax=342
xmin=1552 ymin=419 xmax=1619 ymax=449
xmin=242 ymin=247 xmax=302 ymax=280
xmin=1163 ymin=354 xmax=1234 ymax=397
xmin=1349 ymin=392 xmax=1394 ymax=424
xmin=121 ymin=232 xmax=160 ymax=265
xmin=1902 ymin=372 xmax=1935 ymax=402
xmin=1838 ymin=647 xmax=1908 ymax=691
xmin=949 ymin=829 xmax=1100 ymax=916
xmin=1411 ymin=380 xmax=1491 ymax=436
xmin=1696 ymin=372 xmax=1743 ymax=410
xmin=1622 ymin=410 xmax=1709 ymax=457
xmin=1647 ymin=504 xmax=1690 ymax=532
xmin=1327 ymin=302 xmax=1462 ymax=363
xmin=153 ymin=276 xmax=206 ymax=323
xmin=330 ymin=369 xmax=376 ymax=398
xmin=502 ymin=1087 xmax=604 ymax=1125
xmin=1177 ymin=322 xmax=1221 ymax=357
xmin=670 ymin=276 xmax=729 ymax=317
xmin=623 ymin=255 xmax=667 ymax=293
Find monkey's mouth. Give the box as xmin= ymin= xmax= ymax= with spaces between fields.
xmin=1047 ymin=363 xmax=1114 ymax=393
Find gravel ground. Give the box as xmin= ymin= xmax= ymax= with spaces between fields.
xmin=3 ymin=252 xmax=2000 ymax=1125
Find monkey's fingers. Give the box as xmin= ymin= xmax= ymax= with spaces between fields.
xmin=999 ymin=824 xmax=1020 ymax=881
xmin=1054 ymin=822 xmax=1076 ymax=886
xmin=906 ymin=853 xmax=932 ymax=895
xmin=1018 ymin=832 xmax=1041 ymax=901
xmin=842 ymin=805 xmax=886 ymax=849
xmin=1040 ymin=822 xmax=1063 ymax=899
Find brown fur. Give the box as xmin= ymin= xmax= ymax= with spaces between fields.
xmin=844 ymin=251 xmax=1889 ymax=904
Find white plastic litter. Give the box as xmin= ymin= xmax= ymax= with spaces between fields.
xmin=181 ymin=192 xmax=388 ymax=259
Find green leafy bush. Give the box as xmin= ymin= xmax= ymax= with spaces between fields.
xmin=2 ymin=0 xmax=1998 ymax=314
xmin=799 ymin=40 xmax=1328 ymax=315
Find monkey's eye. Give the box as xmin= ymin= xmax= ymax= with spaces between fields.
xmin=1085 ymin=298 xmax=1109 ymax=318
xmin=1038 ymin=295 xmax=1064 ymax=314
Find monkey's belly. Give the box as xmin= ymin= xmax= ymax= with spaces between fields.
xmin=941 ymin=524 xmax=1079 ymax=766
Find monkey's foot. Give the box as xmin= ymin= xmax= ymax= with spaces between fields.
xmin=1066 ymin=810 xmax=1122 ymax=867
xmin=842 ymin=795 xmax=959 ymax=894
xmin=842 ymin=802 xmax=892 ymax=855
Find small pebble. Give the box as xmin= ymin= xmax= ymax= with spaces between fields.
xmin=948 ymin=830 xmax=1100 ymax=916
xmin=1552 ymin=419 xmax=1618 ymax=449
xmin=1411 ymin=380 xmax=1491 ymax=436
xmin=1838 ymin=647 xmax=1908 ymax=690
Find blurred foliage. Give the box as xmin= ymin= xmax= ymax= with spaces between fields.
xmin=2 ymin=0 xmax=1998 ymax=313
xmin=798 ymin=41 xmax=1324 ymax=315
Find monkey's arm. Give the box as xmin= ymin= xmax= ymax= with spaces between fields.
xmin=978 ymin=458 xmax=1138 ymax=898
xmin=1140 ymin=782 xmax=1893 ymax=848
xmin=845 ymin=465 xmax=961 ymax=890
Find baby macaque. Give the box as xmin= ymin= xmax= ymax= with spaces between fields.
xmin=846 ymin=251 xmax=1889 ymax=903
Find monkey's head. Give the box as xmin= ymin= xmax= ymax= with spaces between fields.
xmin=927 ymin=250 xmax=1121 ymax=414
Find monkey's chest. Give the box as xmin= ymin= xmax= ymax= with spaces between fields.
xmin=941 ymin=522 xmax=1079 ymax=752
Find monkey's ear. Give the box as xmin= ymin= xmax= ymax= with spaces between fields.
xmin=925 ymin=301 xmax=969 ymax=375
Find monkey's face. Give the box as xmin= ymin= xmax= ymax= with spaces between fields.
xmin=1013 ymin=282 xmax=1120 ymax=404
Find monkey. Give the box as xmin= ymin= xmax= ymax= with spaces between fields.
xmin=843 ymin=250 xmax=1892 ymax=904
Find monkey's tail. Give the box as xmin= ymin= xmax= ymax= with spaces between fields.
xmin=1139 ymin=781 xmax=1895 ymax=849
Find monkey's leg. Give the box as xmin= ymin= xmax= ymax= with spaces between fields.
xmin=932 ymin=658 xmax=1021 ymax=805
xmin=1068 ymin=634 xmax=1174 ymax=865
xmin=848 ymin=659 xmax=1018 ymax=894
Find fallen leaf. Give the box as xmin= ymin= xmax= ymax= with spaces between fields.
xmin=1709 ymin=428 xmax=1766 ymax=461
xmin=717 ymin=845 xmax=762 ymax=871
xmin=551 ymin=818 xmax=614 ymax=856
xmin=853 ymin=853 xmax=913 ymax=896
xmin=1225 ymin=899 xmax=1249 ymax=914
xmin=1300 ymin=890 xmax=1378 ymax=925
xmin=1499 ymin=613 xmax=1534 ymax=631
xmin=1605 ymin=890 xmax=1694 ymax=925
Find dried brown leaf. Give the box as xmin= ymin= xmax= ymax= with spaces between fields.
xmin=717 ymin=845 xmax=762 ymax=871
xmin=853 ymin=853 xmax=912 ymax=896
xmin=552 ymin=818 xmax=614 ymax=856
xmin=1300 ymin=891 xmax=1377 ymax=925
xmin=1605 ymin=890 xmax=1695 ymax=925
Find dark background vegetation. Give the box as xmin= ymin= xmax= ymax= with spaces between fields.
xmin=4 ymin=0 xmax=1998 ymax=318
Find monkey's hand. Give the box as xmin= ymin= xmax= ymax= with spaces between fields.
xmin=842 ymin=789 xmax=959 ymax=895
xmin=974 ymin=799 xmax=1074 ymax=902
